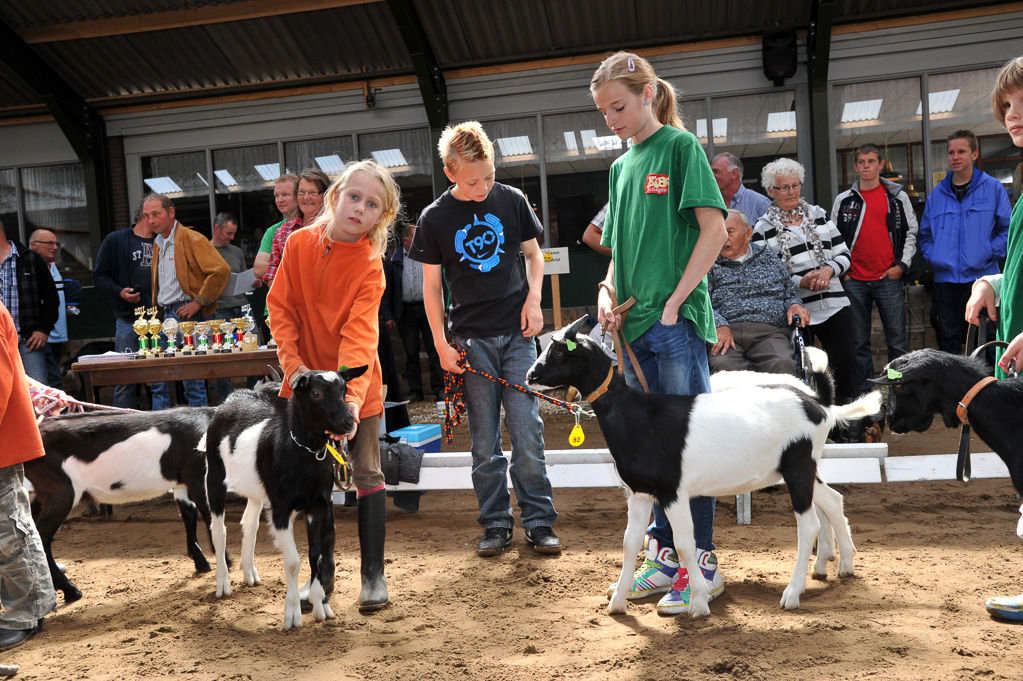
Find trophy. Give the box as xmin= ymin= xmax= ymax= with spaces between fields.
xmin=194 ymin=321 xmax=211 ymax=355
xmin=265 ymin=311 xmax=276 ymax=349
xmin=230 ymin=317 xmax=246 ymax=351
xmin=238 ymin=308 xmax=258 ymax=352
xmin=147 ymin=308 xmax=163 ymax=357
xmin=131 ymin=307 xmax=150 ymax=358
xmin=163 ymin=317 xmax=180 ymax=356
xmin=179 ymin=321 xmax=196 ymax=355
xmin=209 ymin=319 xmax=224 ymax=352
xmin=220 ymin=320 xmax=236 ymax=353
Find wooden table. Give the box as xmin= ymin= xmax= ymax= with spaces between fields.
xmin=72 ymin=349 xmax=282 ymax=403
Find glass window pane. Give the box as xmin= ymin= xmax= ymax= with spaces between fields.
xmin=928 ymin=68 xmax=1013 ymax=198
xmin=543 ymin=110 xmax=628 ymax=248
xmin=284 ymin=136 xmax=355 ymax=178
xmin=473 ymin=118 xmax=543 ymax=242
xmin=141 ymin=151 xmax=211 ymax=233
xmin=358 ymin=128 xmax=434 ymax=222
xmin=833 ymin=77 xmax=925 ymax=207
xmin=0 ymin=168 xmax=16 ymax=238
xmin=212 ymin=144 xmax=281 ymax=268
xmin=21 ymin=164 xmax=90 ymax=282
xmin=711 ymin=91 xmax=797 ymax=197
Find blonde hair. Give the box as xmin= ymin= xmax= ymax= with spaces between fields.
xmin=310 ymin=160 xmax=402 ymax=260
xmin=993 ymin=56 xmax=1023 ymax=125
xmin=438 ymin=121 xmax=495 ymax=171
xmin=590 ymin=51 xmax=685 ymax=131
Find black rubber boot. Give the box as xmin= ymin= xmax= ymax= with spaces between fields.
xmin=357 ymin=489 xmax=389 ymax=612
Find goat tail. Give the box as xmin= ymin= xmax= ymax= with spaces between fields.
xmin=196 ymin=433 xmax=207 ymax=453
xmin=804 ymin=345 xmax=836 ymax=407
xmin=831 ymin=390 xmax=884 ymax=426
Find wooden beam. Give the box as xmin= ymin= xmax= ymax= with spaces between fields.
xmin=18 ymin=0 xmax=383 ymax=43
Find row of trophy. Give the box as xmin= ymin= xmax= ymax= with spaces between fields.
xmin=130 ymin=305 xmax=260 ymax=358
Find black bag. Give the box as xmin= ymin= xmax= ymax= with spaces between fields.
xmin=379 ymin=439 xmax=424 ymax=486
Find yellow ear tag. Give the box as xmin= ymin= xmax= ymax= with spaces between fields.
xmin=325 ymin=441 xmax=345 ymax=465
xmin=569 ymin=423 xmax=585 ymax=447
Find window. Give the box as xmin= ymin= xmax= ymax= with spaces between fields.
xmin=0 ymin=168 xmax=16 ymax=238
xmin=21 ymin=164 xmax=90 ymax=281
xmin=141 ymin=151 xmax=212 ymax=234
xmin=710 ymin=91 xmax=797 ymax=196
xmin=212 ymin=144 xmax=280 ymax=264
xmin=284 ymin=136 xmax=355 ymax=178
xmin=833 ymin=78 xmax=925 ymax=206
xmin=474 ymin=117 xmax=543 ymax=241
xmin=357 ymin=128 xmax=433 ymax=223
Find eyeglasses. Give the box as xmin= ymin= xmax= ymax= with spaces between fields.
xmin=297 ymin=190 xmax=321 ymax=198
xmin=32 ymin=240 xmax=60 ymax=247
xmin=773 ymin=183 xmax=802 ymax=194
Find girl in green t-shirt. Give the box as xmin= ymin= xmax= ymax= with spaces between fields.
xmin=591 ymin=51 xmax=728 ymax=617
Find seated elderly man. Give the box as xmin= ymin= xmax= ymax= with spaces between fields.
xmin=707 ymin=209 xmax=809 ymax=374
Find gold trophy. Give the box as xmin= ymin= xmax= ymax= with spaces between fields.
xmin=230 ymin=317 xmax=246 ymax=352
xmin=147 ymin=308 xmax=163 ymax=357
xmin=220 ymin=320 xmax=236 ymax=353
xmin=209 ymin=319 xmax=224 ymax=352
xmin=163 ymin=317 xmax=180 ymax=356
xmin=131 ymin=307 xmax=150 ymax=358
xmin=179 ymin=321 xmax=196 ymax=355
xmin=239 ymin=315 xmax=258 ymax=352
xmin=265 ymin=310 xmax=276 ymax=349
xmin=194 ymin=321 xmax=211 ymax=355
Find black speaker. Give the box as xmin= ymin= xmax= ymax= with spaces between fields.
xmin=762 ymin=29 xmax=798 ymax=86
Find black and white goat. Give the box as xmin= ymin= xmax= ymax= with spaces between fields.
xmin=872 ymin=349 xmax=1023 ymax=500
xmin=202 ymin=368 xmax=366 ymax=630
xmin=526 ymin=318 xmax=881 ymax=617
xmin=28 ymin=407 xmax=216 ymax=603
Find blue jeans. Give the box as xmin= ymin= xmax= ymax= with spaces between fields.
xmin=44 ymin=342 xmax=64 ymax=388
xmin=18 ymin=340 xmax=49 ymax=385
xmin=622 ymin=318 xmax=715 ymax=552
xmin=845 ymin=278 xmax=909 ymax=393
xmin=113 ymin=317 xmax=169 ymax=409
xmin=454 ymin=333 xmax=557 ymax=532
xmin=151 ymin=307 xmax=209 ymax=410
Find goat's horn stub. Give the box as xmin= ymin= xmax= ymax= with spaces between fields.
xmin=562 ymin=316 xmax=588 ymax=339
xmin=869 ymin=367 xmax=900 ymax=385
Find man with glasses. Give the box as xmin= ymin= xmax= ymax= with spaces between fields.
xmin=29 ymin=230 xmax=80 ymax=389
xmin=831 ymin=143 xmax=918 ymax=390
xmin=0 ymin=219 xmax=59 ymax=384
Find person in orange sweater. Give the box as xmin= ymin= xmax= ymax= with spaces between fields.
xmin=0 ymin=301 xmax=57 ymax=653
xmin=267 ymin=159 xmax=401 ymax=612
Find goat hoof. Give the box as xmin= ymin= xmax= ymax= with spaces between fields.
xmin=195 ymin=561 xmax=212 ymax=574
xmin=780 ymin=591 xmax=801 ymax=610
xmin=300 ymin=598 xmax=313 ymax=614
xmin=63 ymin=586 xmax=83 ymax=604
xmin=607 ymin=597 xmax=628 ymax=615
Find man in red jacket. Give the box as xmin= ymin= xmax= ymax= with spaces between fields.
xmin=0 ymin=301 xmax=57 ymax=652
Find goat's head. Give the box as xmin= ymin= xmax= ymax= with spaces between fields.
xmin=290 ymin=366 xmax=369 ymax=436
xmin=870 ymin=349 xmax=971 ymax=432
xmin=526 ymin=317 xmax=611 ymax=395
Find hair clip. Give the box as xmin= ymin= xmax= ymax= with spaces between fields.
xmin=627 ymin=57 xmax=636 ymax=72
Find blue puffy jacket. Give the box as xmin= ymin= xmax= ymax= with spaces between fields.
xmin=919 ymin=169 xmax=1011 ymax=283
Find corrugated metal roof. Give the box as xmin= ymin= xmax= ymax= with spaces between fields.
xmin=0 ymin=0 xmax=1010 ymax=116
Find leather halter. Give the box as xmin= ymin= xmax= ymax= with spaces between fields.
xmin=956 ymin=376 xmax=997 ymax=426
xmin=599 ymin=294 xmax=650 ymax=393
xmin=585 ymin=366 xmax=615 ymax=403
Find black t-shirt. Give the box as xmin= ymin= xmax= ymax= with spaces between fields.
xmin=410 ymin=183 xmax=543 ymax=338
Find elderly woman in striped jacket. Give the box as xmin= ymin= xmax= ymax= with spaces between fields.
xmin=752 ymin=158 xmax=861 ymax=417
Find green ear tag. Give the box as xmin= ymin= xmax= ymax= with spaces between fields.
xmin=338 ymin=365 xmax=349 ymax=372
xmin=565 ymin=339 xmax=577 ymax=352
xmin=886 ymin=368 xmax=903 ymax=380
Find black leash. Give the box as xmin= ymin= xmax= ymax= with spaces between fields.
xmin=956 ymin=331 xmax=1016 ymax=483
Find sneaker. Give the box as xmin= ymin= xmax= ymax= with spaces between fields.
xmin=986 ymin=594 xmax=1023 ymax=621
xmin=524 ymin=526 xmax=562 ymax=554
xmin=606 ymin=535 xmax=679 ymax=599
xmin=476 ymin=527 xmax=513 ymax=557
xmin=655 ymin=549 xmax=724 ymax=616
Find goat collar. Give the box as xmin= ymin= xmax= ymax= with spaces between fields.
xmin=956 ymin=376 xmax=997 ymax=425
xmin=585 ymin=366 xmax=615 ymax=403
xmin=290 ymin=430 xmax=327 ymax=460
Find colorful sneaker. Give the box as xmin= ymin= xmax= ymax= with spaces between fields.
xmin=986 ymin=594 xmax=1023 ymax=621
xmin=655 ymin=549 xmax=724 ymax=616
xmin=606 ymin=535 xmax=679 ymax=600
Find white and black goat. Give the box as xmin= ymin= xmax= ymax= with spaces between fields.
xmin=872 ymin=348 xmax=1023 ymax=497
xmin=202 ymin=368 xmax=366 ymax=630
xmin=526 ymin=318 xmax=882 ymax=617
xmin=28 ymin=407 xmax=216 ymax=603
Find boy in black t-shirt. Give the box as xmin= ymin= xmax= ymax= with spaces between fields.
xmin=410 ymin=121 xmax=560 ymax=557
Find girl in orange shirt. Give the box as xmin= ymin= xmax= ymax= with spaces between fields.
xmin=267 ymin=159 xmax=401 ymax=612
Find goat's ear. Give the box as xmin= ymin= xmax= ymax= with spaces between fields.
xmin=339 ymin=365 xmax=369 ymax=382
xmin=561 ymin=316 xmax=589 ymax=340
xmin=291 ymin=371 xmax=311 ymax=390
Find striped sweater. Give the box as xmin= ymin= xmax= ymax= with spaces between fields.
xmin=752 ymin=202 xmax=851 ymax=319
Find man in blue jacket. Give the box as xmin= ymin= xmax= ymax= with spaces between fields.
xmin=919 ymin=130 xmax=1011 ymax=354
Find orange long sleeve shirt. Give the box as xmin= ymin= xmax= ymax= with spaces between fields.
xmin=267 ymin=228 xmax=384 ymax=417
xmin=1 ymin=302 xmax=45 ymax=467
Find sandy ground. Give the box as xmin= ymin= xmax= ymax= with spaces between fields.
xmin=5 ymin=401 xmax=1023 ymax=681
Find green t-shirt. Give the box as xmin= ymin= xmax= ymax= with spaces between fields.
xmin=601 ymin=125 xmax=727 ymax=343
xmin=996 ymin=198 xmax=1023 ymax=378
xmin=259 ymin=218 xmax=286 ymax=254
